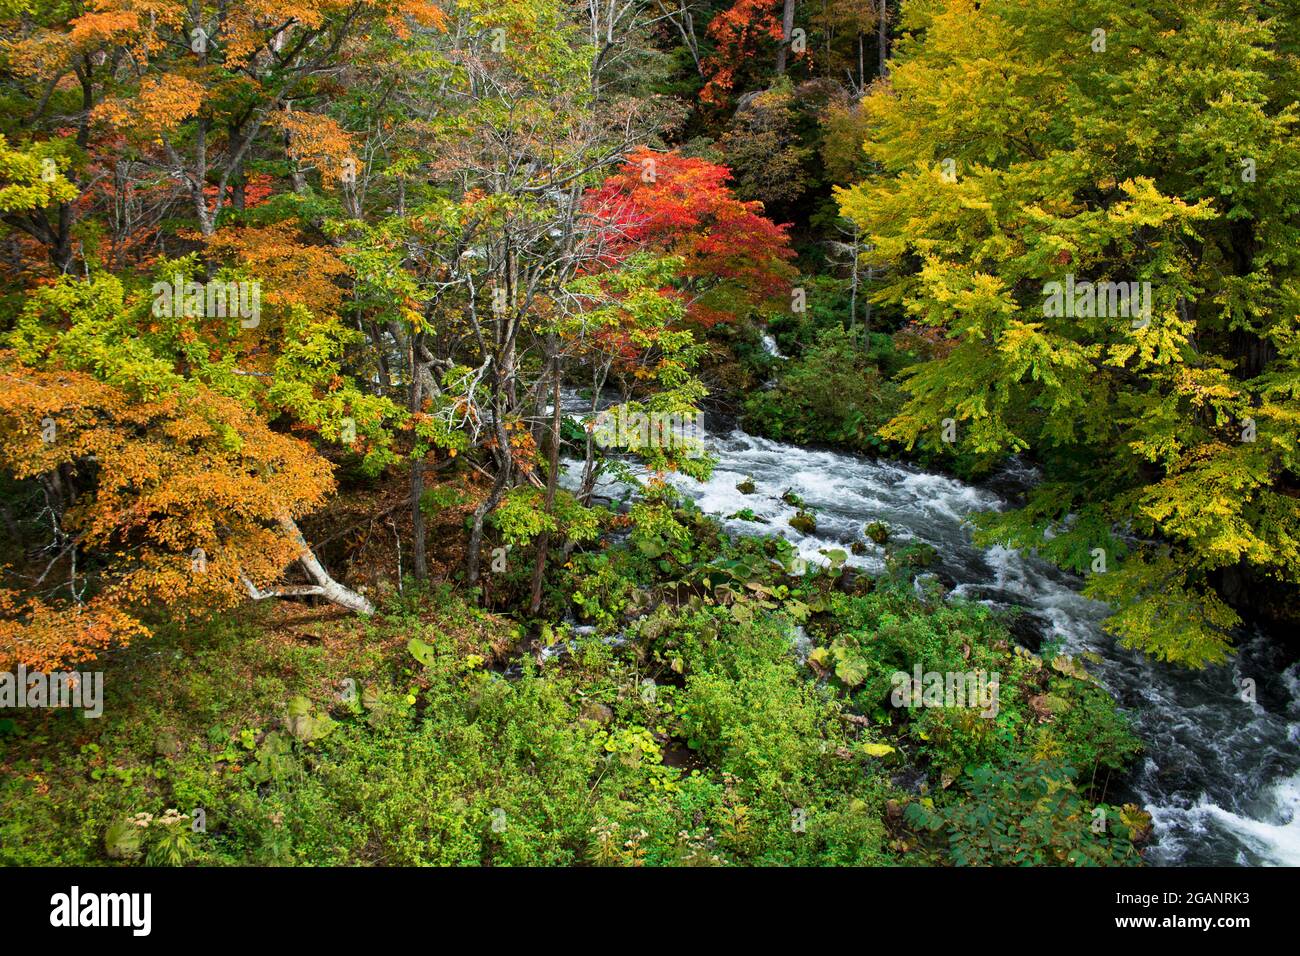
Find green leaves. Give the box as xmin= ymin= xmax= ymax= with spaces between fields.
xmin=407 ymin=637 xmax=437 ymax=667
xmin=246 ymin=731 xmax=298 ymax=785
xmin=902 ymin=759 xmax=1144 ymax=867
xmin=284 ymin=697 xmax=336 ymax=744
xmin=831 ymin=643 xmax=870 ymax=687
xmin=103 ymin=818 xmax=143 ymax=861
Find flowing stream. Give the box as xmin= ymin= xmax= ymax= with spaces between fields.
xmin=559 ymin=392 xmax=1300 ymax=866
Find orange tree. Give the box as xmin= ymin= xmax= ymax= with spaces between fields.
xmin=0 ymin=258 xmax=397 ymax=668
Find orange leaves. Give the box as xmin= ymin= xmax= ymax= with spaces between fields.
xmin=0 ymin=590 xmax=148 ymax=672
xmin=507 ymin=423 xmax=538 ymax=476
xmin=204 ymin=221 xmax=348 ymax=313
xmin=276 ymin=111 xmax=357 ymax=187
xmin=202 ymin=173 xmax=273 ymax=214
xmin=393 ymin=0 xmax=449 ymax=28
xmin=66 ymin=8 xmax=142 ymax=49
xmin=0 ymin=352 xmax=336 ymax=669
xmin=384 ymin=0 xmax=450 ymax=37
xmin=136 ymin=75 xmax=205 ymax=133
xmin=221 ymin=1 xmax=319 ymax=65
xmin=483 ymin=421 xmax=538 ymax=476
xmin=7 ymin=1 xmax=185 ymax=76
xmin=94 ymin=75 xmax=205 ymax=138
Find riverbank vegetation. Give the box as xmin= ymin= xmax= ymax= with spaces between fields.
xmin=1 ymin=0 xmax=1295 ymax=866
xmin=1 ymin=504 xmax=1146 ymax=865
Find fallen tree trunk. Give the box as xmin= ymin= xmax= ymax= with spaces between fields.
xmin=241 ymin=513 xmax=375 ymax=615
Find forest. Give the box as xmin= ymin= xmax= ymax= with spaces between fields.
xmin=0 ymin=0 xmax=1297 ymax=869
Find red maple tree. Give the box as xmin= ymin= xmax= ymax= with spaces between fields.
xmin=584 ymin=149 xmax=796 ymax=326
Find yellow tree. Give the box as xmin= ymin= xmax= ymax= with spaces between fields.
xmin=837 ymin=0 xmax=1300 ymax=665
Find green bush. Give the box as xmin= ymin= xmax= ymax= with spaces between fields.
xmin=745 ymin=327 xmax=904 ymax=452
xmin=905 ymin=759 xmax=1144 ymax=867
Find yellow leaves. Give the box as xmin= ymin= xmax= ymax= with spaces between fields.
xmin=1085 ymin=552 xmax=1239 ymax=667
xmin=1105 ymin=342 xmax=1138 ymax=368
xmin=1136 ymin=439 xmax=1278 ymax=569
xmin=1106 ymin=177 xmax=1216 ymax=232
xmin=139 ymin=75 xmax=204 ymax=132
xmin=401 ymin=296 xmax=425 ymax=328
xmin=911 ymin=257 xmax=1017 ymax=340
xmin=90 ymin=100 xmax=130 ymax=129
xmin=996 ymin=320 xmax=1100 ymax=384
xmin=1172 ymin=365 xmax=1243 ymax=410
xmin=1122 ymin=306 xmax=1193 ymax=368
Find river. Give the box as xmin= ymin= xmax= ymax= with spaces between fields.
xmin=559 ymin=392 xmax=1300 ymax=866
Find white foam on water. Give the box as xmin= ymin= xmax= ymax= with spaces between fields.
xmin=760 ymin=334 xmax=786 ymax=359
xmin=1164 ymin=771 xmax=1300 ymax=867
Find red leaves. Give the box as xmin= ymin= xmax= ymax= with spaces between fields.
xmin=700 ymin=0 xmax=785 ymax=106
xmin=584 ymin=149 xmax=796 ymax=324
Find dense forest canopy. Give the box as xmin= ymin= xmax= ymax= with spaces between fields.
xmin=0 ymin=0 xmax=1296 ymax=869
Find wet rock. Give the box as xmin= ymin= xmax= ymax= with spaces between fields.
xmin=1005 ymin=610 xmax=1048 ymax=653
xmin=579 ymin=701 xmax=614 ymax=724
xmin=789 ymin=510 xmax=817 ymax=534
xmin=891 ymin=767 xmax=928 ymax=795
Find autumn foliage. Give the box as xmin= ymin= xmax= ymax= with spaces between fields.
xmin=699 ymin=0 xmax=785 ymax=106
xmin=586 ymin=149 xmax=796 ymax=326
xmin=0 ymin=353 xmax=334 ymax=669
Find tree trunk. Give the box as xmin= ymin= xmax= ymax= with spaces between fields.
xmin=528 ymin=351 xmax=563 ymax=613
xmin=409 ymin=332 xmax=428 ymax=583
xmin=265 ymin=512 xmax=374 ymax=614
xmin=411 ymin=458 xmax=427 ymax=583
xmin=776 ymin=0 xmax=797 ymax=74
xmin=878 ymin=0 xmax=889 ymax=79
xmin=467 ymin=469 xmax=509 ymax=586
